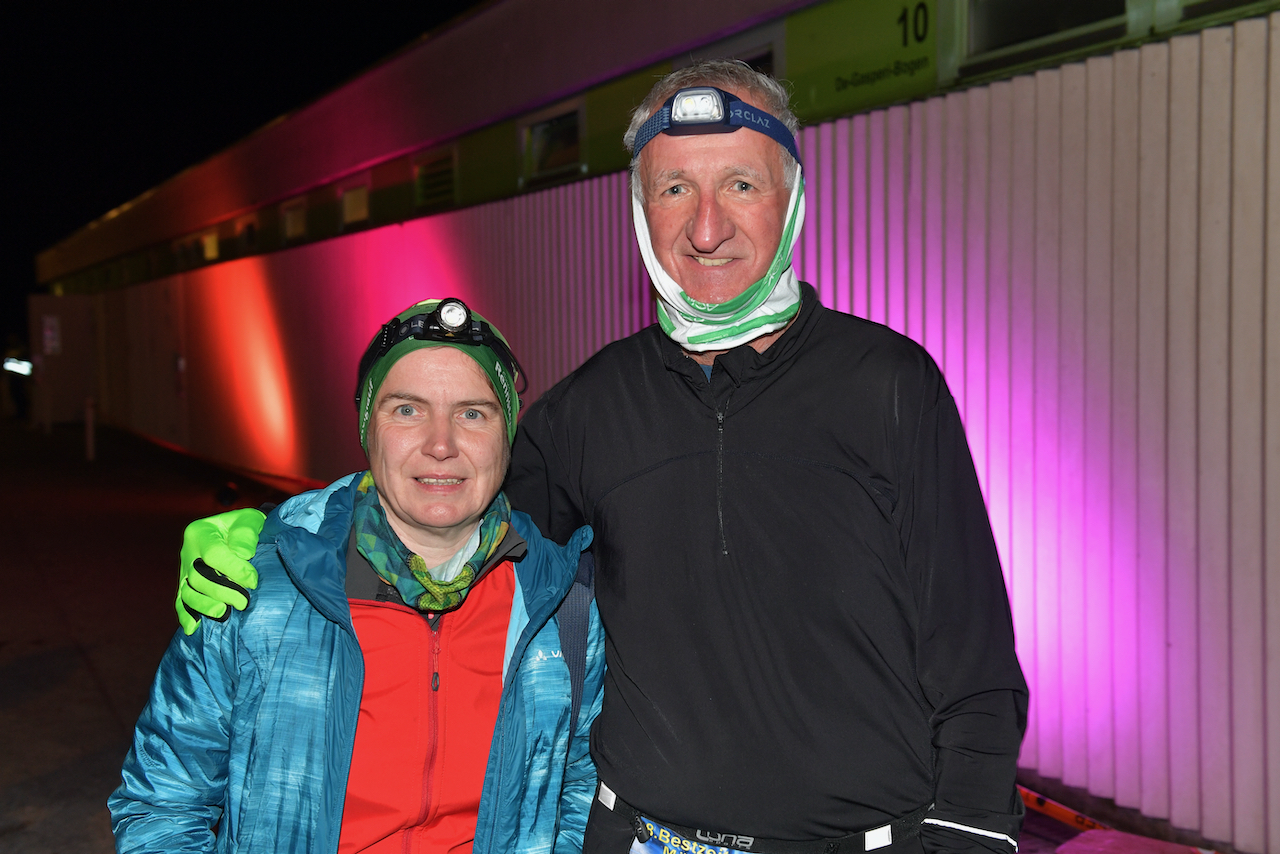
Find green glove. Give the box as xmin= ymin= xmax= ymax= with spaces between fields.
xmin=176 ymin=508 xmax=266 ymax=635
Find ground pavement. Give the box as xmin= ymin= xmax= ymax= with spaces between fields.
xmin=0 ymin=419 xmax=285 ymax=853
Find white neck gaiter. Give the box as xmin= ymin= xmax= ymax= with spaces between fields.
xmin=632 ymin=176 xmax=806 ymax=352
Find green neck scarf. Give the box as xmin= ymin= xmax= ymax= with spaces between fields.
xmin=351 ymin=471 xmax=512 ymax=612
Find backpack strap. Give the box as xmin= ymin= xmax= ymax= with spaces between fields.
xmin=557 ymin=550 xmax=595 ymax=730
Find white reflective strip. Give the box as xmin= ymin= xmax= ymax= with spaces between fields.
xmin=598 ymin=781 xmax=617 ymax=810
xmin=921 ymin=818 xmax=1018 ymax=851
xmin=864 ymin=823 xmax=893 ymax=850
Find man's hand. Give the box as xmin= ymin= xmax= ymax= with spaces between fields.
xmin=176 ymin=508 xmax=266 ymax=635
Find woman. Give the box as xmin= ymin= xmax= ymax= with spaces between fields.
xmin=110 ymin=298 xmax=602 ymax=854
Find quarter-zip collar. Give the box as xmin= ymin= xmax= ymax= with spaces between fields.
xmin=657 ymin=282 xmax=822 ymax=410
xmin=653 ymin=284 xmax=822 ymax=556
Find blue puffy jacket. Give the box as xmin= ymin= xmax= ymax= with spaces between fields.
xmin=109 ymin=475 xmax=603 ymax=854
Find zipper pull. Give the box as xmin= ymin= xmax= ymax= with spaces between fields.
xmin=431 ymin=624 xmax=442 ymax=691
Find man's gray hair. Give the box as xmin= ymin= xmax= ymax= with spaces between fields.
xmin=624 ymin=59 xmax=801 ymax=200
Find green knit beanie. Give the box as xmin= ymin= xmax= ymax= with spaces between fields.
xmin=356 ymin=299 xmax=520 ymax=452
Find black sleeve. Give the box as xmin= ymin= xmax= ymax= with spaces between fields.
xmin=508 ymin=392 xmax=587 ymax=544
xmin=901 ymin=387 xmax=1029 ymax=854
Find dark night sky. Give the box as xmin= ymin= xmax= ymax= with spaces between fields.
xmin=1 ymin=3 xmax=485 ymax=349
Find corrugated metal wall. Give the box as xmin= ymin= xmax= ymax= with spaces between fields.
xmin=94 ymin=16 xmax=1277 ymax=851
xmin=95 ymin=171 xmax=653 ymax=481
xmin=789 ymin=17 xmax=1278 ymax=854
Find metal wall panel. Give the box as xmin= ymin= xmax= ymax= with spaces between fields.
xmin=1135 ymin=38 xmax=1170 ymax=823
xmin=1165 ymin=31 xmax=1202 ymax=834
xmin=1008 ymin=71 xmax=1040 ymax=772
xmin=1197 ymin=24 xmax=1235 ymax=847
xmin=1228 ymin=19 xmax=1268 ymax=854
xmin=1056 ymin=60 xmax=1088 ymax=794
xmin=1081 ymin=53 xmax=1116 ymax=802
xmin=1266 ymin=17 xmax=1280 ymax=853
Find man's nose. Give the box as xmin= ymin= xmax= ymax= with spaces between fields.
xmin=688 ymin=192 xmax=734 ymax=252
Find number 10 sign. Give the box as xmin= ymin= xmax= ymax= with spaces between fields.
xmin=787 ymin=0 xmax=938 ymax=123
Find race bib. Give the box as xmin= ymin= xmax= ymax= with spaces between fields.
xmin=628 ymin=817 xmax=752 ymax=854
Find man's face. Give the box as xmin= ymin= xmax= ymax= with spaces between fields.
xmin=366 ymin=347 xmax=508 ymax=555
xmin=638 ymin=100 xmax=792 ymax=306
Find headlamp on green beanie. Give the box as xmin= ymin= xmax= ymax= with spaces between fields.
xmin=355 ymin=298 xmax=525 ymax=452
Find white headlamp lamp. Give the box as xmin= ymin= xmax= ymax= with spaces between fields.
xmin=671 ymin=88 xmax=725 ymax=124
xmin=435 ymin=298 xmax=470 ymax=333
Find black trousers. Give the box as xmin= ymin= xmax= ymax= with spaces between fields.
xmin=582 ymin=791 xmax=636 ymax=853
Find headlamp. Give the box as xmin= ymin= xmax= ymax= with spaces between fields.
xmin=632 ymin=86 xmax=802 ymax=168
xmin=354 ymin=298 xmax=525 ymax=407
xmin=436 ymin=298 xmax=470 ymax=332
xmin=672 ymin=89 xmax=724 ymax=124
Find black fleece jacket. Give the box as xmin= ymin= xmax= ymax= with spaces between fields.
xmin=506 ymin=285 xmax=1028 ymax=853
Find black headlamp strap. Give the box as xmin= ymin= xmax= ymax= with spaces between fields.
xmin=354 ymin=307 xmax=526 ymax=407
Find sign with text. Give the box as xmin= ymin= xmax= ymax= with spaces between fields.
xmin=786 ymin=0 xmax=937 ymax=123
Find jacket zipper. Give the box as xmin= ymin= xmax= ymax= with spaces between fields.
xmin=474 ymin=564 xmax=576 ymax=850
xmin=716 ymin=406 xmax=728 ymax=555
xmin=414 ymin=621 xmax=443 ymax=848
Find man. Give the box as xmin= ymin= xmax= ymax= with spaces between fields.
xmin=112 ymin=298 xmax=603 ymax=854
xmin=179 ymin=62 xmax=1027 ymax=854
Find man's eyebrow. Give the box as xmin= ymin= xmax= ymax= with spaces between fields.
xmin=645 ymin=168 xmax=685 ymax=191
xmin=646 ymin=163 xmax=771 ymax=189
xmin=725 ymin=163 xmax=769 ymax=183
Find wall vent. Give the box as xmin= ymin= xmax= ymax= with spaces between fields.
xmin=414 ymin=149 xmax=456 ymax=212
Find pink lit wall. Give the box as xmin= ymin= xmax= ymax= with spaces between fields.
xmin=92 ymin=16 xmax=1279 ymax=853
xmin=97 ymin=171 xmax=650 ymax=485
xmin=790 ymin=19 xmax=1279 ymax=853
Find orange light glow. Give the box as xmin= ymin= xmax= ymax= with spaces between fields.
xmin=185 ymin=258 xmax=300 ymax=477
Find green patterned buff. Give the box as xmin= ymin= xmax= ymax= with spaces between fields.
xmin=352 ymin=471 xmax=512 ymax=612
